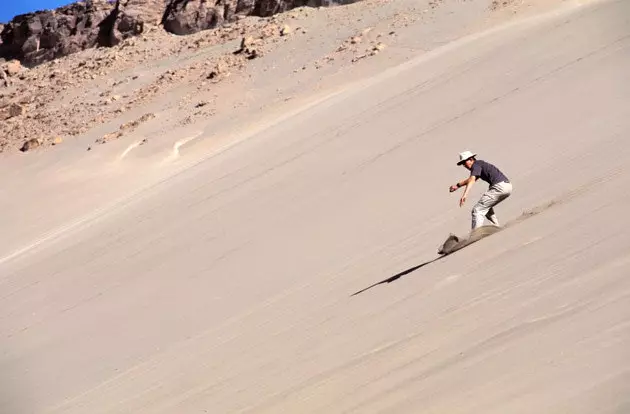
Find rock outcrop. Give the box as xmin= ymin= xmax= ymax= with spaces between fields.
xmin=159 ymin=0 xmax=349 ymax=35
xmin=162 ymin=0 xmax=236 ymax=35
xmin=0 ymin=0 xmax=361 ymax=66
xmin=0 ymin=0 xmax=166 ymax=67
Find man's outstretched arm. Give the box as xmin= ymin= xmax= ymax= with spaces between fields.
xmin=449 ymin=176 xmax=476 ymax=193
xmin=460 ymin=176 xmax=476 ymax=206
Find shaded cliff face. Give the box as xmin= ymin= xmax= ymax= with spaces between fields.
xmin=0 ymin=0 xmax=168 ymax=67
xmin=0 ymin=0 xmax=360 ymax=66
xmin=159 ymin=0 xmax=333 ymax=35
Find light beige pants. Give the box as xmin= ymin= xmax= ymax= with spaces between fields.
xmin=472 ymin=181 xmax=513 ymax=229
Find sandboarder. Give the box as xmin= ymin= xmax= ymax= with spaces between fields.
xmin=449 ymin=151 xmax=512 ymax=229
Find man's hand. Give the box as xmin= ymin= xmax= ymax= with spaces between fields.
xmin=459 ymin=196 xmax=467 ymax=207
xmin=449 ymin=184 xmax=459 ymax=193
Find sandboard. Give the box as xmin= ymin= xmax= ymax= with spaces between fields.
xmin=438 ymin=225 xmax=502 ymax=256
xmin=351 ymin=225 xmax=503 ymax=296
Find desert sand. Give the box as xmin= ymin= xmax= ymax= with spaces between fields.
xmin=1 ymin=0 xmax=629 ymax=412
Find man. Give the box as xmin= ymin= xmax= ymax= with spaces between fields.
xmin=449 ymin=151 xmax=512 ymax=229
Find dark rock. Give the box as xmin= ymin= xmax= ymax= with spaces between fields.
xmin=253 ymin=0 xmax=353 ymax=17
xmin=1 ymin=0 xmax=364 ymax=65
xmin=235 ymin=0 xmax=257 ymax=15
xmin=254 ymin=0 xmax=300 ymax=17
xmin=0 ymin=0 xmax=167 ymax=67
xmin=162 ymin=0 xmax=235 ymax=35
xmin=233 ymin=36 xmax=260 ymax=59
xmin=161 ymin=0 xmax=361 ymax=35
xmin=20 ymin=138 xmax=42 ymax=152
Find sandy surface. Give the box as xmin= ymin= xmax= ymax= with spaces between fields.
xmin=1 ymin=0 xmax=629 ymax=412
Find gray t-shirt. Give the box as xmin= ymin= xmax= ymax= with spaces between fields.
xmin=470 ymin=160 xmax=509 ymax=186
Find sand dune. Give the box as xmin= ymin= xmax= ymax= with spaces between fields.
xmin=1 ymin=0 xmax=629 ymax=412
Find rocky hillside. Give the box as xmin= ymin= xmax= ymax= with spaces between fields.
xmin=0 ymin=0 xmax=534 ymax=154
xmin=0 ymin=0 xmax=356 ymax=66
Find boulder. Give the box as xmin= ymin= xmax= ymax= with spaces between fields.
xmin=0 ymin=103 xmax=26 ymax=121
xmin=280 ymin=24 xmax=292 ymax=36
xmin=20 ymin=138 xmax=42 ymax=152
xmin=2 ymin=60 xmax=22 ymax=76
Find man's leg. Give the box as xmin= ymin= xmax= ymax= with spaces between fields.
xmin=471 ymin=182 xmax=513 ymax=230
xmin=486 ymin=207 xmax=500 ymax=227
xmin=471 ymin=197 xmax=492 ymax=229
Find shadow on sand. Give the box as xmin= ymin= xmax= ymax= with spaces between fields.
xmin=350 ymin=256 xmax=445 ymax=296
xmin=350 ymin=226 xmax=502 ymax=297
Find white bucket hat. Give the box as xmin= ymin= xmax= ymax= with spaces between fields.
xmin=457 ymin=150 xmax=477 ymax=165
